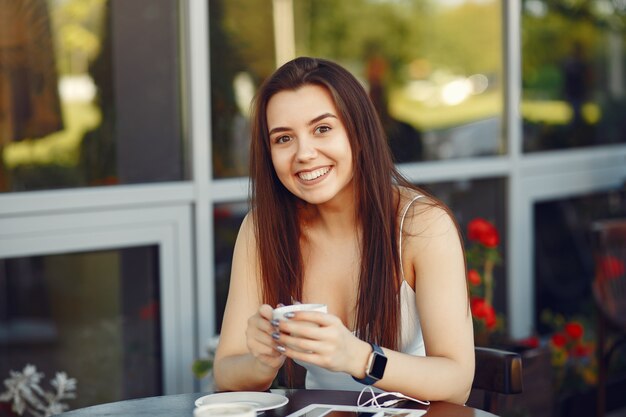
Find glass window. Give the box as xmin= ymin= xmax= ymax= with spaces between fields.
xmin=0 ymin=247 xmax=162 ymax=408
xmin=0 ymin=0 xmax=185 ymax=193
xmin=522 ymin=1 xmax=626 ymax=152
xmin=214 ymin=202 xmax=248 ymax=333
xmin=210 ymin=0 xmax=504 ymax=178
xmin=534 ymin=185 xmax=626 ymax=334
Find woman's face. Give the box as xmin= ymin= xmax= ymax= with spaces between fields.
xmin=266 ymin=84 xmax=354 ymax=207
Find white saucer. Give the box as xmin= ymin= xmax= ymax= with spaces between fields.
xmin=194 ymin=392 xmax=289 ymax=412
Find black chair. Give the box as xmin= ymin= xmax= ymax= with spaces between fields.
xmin=591 ymin=219 xmax=626 ymax=417
xmin=472 ymin=346 xmax=524 ymax=413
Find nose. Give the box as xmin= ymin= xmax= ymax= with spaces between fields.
xmin=295 ymin=137 xmax=317 ymax=162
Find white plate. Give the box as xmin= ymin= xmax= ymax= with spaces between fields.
xmin=194 ymin=392 xmax=289 ymax=412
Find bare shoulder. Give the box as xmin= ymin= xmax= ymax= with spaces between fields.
xmin=397 ymin=188 xmax=459 ymax=243
xmin=232 ymin=212 xmax=261 ymax=284
xmin=398 ymin=189 xmax=465 ymax=292
xmin=237 ymin=212 xmax=258 ymax=247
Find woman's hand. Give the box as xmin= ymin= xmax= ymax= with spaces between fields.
xmin=274 ymin=311 xmax=370 ymax=377
xmin=246 ymin=304 xmax=286 ymax=372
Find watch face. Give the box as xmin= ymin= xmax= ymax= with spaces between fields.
xmin=370 ymin=351 xmax=388 ymax=379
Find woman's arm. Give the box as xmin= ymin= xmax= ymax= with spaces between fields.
xmin=390 ymin=203 xmax=475 ymax=403
xmin=213 ymin=214 xmax=285 ymax=391
xmin=275 ymin=204 xmax=474 ymax=404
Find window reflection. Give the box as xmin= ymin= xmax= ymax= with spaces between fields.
xmin=0 ymin=247 xmax=162 ymax=408
xmin=0 ymin=0 xmax=185 ymax=193
xmin=210 ymin=0 xmax=504 ymax=178
xmin=213 ymin=202 xmax=248 ymax=333
xmin=522 ymin=0 xmax=626 ymax=152
xmin=534 ymin=185 xmax=626 ymax=334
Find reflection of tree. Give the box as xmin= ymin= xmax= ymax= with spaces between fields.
xmin=522 ymin=0 xmax=626 ymax=150
xmin=210 ymin=0 xmax=275 ymax=177
xmin=51 ymin=0 xmax=105 ymax=76
xmin=522 ymin=0 xmax=626 ymax=97
xmin=0 ymin=0 xmax=64 ymax=190
xmin=0 ymin=0 xmax=64 ymax=142
xmin=302 ymin=0 xmax=500 ymax=84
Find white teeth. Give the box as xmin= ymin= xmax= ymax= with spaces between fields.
xmin=298 ymin=167 xmax=330 ymax=181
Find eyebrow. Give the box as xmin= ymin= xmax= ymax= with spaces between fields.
xmin=268 ymin=113 xmax=337 ymax=136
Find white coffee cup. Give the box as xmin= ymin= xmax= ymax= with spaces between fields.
xmin=193 ymin=403 xmax=255 ymax=417
xmin=272 ymin=303 xmax=328 ymax=321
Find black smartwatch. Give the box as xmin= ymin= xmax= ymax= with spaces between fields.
xmin=352 ymin=343 xmax=387 ymax=385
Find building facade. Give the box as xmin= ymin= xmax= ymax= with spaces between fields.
xmin=1 ymin=0 xmax=625 ymax=407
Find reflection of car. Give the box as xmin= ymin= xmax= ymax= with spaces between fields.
xmin=422 ymin=117 xmax=501 ymax=160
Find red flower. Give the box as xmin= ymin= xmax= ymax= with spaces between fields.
xmin=572 ymin=344 xmax=591 ymax=358
xmin=551 ymin=333 xmax=567 ymax=348
xmin=471 ymin=297 xmax=486 ymax=316
xmin=467 ymin=218 xmax=500 ymax=248
xmin=518 ymin=336 xmax=540 ymax=349
xmin=565 ymin=322 xmax=584 ymax=340
xmin=470 ymin=297 xmax=497 ymax=329
xmin=484 ymin=305 xmax=497 ymax=329
xmin=598 ymin=255 xmax=625 ymax=280
xmin=468 ymin=269 xmax=481 ymax=286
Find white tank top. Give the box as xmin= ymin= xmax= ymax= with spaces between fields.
xmin=296 ymin=194 xmax=426 ymax=390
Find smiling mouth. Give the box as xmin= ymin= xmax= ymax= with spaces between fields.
xmin=298 ymin=166 xmax=330 ymax=181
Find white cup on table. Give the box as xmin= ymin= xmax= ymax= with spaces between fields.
xmin=193 ymin=403 xmax=255 ymax=417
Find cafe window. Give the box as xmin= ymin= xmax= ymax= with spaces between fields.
xmin=0 ymin=247 xmax=162 ymax=409
xmin=209 ymin=0 xmax=504 ymax=178
xmin=0 ymin=0 xmax=186 ymax=193
xmin=533 ymin=186 xmax=626 ymax=334
xmin=522 ymin=1 xmax=626 ymax=152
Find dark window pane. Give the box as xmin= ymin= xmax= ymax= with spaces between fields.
xmin=210 ymin=0 xmax=504 ymax=178
xmin=534 ymin=186 xmax=626 ymax=334
xmin=522 ymin=1 xmax=626 ymax=152
xmin=0 ymin=0 xmax=185 ymax=193
xmin=0 ymin=247 xmax=162 ymax=409
xmin=214 ymin=202 xmax=248 ymax=333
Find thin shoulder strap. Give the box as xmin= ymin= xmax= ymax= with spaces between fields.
xmin=399 ymin=194 xmax=424 ymax=282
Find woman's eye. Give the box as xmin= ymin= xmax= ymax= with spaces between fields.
xmin=275 ymin=135 xmax=291 ymax=144
xmin=315 ymin=125 xmax=331 ymax=134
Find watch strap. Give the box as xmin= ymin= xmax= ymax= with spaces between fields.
xmin=352 ymin=343 xmax=385 ymax=385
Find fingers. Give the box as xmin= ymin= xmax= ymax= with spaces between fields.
xmin=283 ymin=310 xmax=337 ymax=326
xmin=275 ymin=331 xmax=324 ymax=352
xmin=272 ymin=311 xmax=358 ymax=373
xmin=258 ymin=304 xmax=274 ymax=321
xmin=246 ymin=305 xmax=287 ymax=367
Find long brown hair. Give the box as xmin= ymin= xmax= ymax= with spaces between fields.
xmin=250 ymin=57 xmax=431 ymax=352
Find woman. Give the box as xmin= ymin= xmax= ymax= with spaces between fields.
xmin=213 ymin=57 xmax=474 ymax=405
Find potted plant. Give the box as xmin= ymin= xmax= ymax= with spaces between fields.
xmin=465 ymin=218 xmax=555 ymax=417
xmin=192 ymin=335 xmax=220 ymax=392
